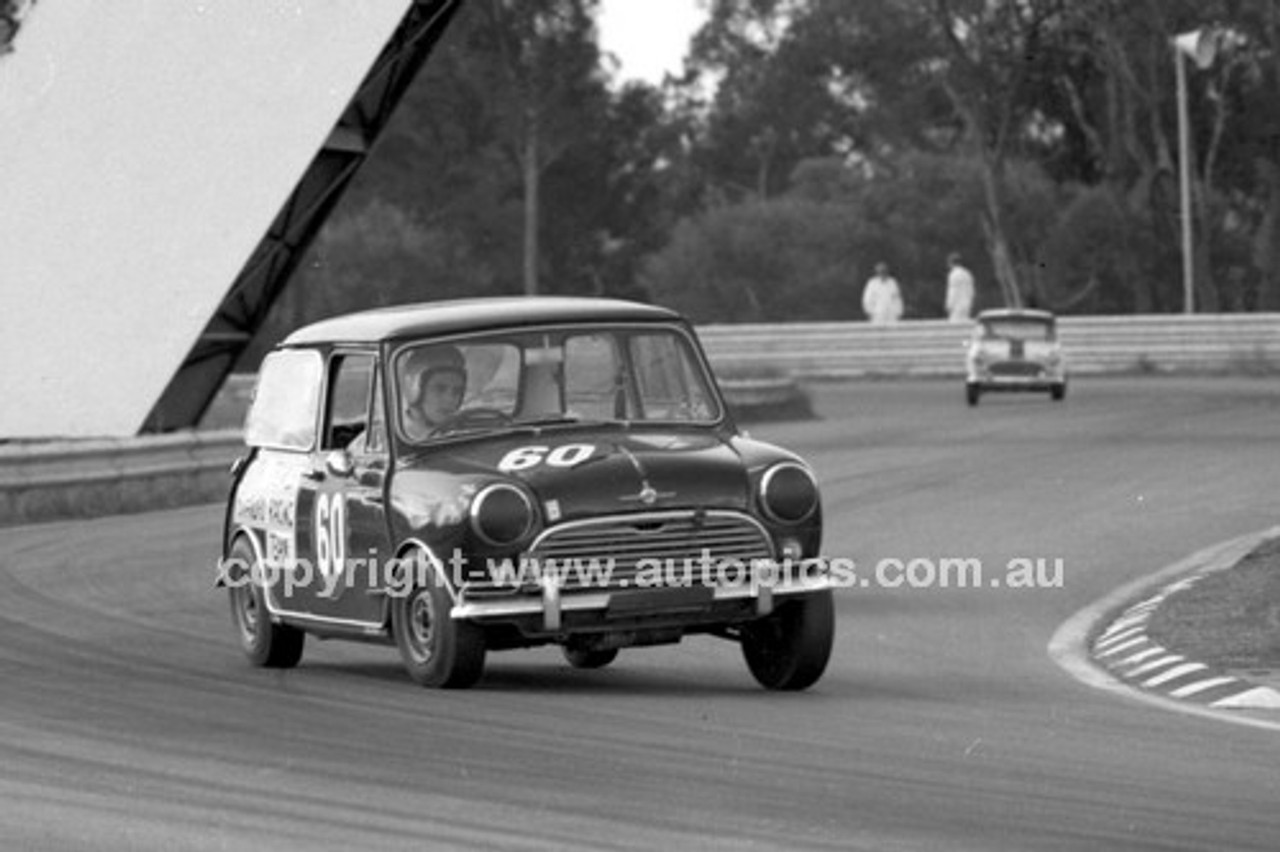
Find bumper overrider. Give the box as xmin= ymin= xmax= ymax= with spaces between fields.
xmin=451 ymin=557 xmax=835 ymax=632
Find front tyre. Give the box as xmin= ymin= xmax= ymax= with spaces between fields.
xmin=227 ymin=538 xmax=304 ymax=668
xmin=390 ymin=553 xmax=486 ymax=688
xmin=741 ymin=590 xmax=834 ymax=691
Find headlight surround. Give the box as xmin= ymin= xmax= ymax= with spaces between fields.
xmin=758 ymin=462 xmax=819 ymax=525
xmin=469 ymin=482 xmax=536 ymax=548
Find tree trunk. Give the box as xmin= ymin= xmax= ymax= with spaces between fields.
xmin=974 ymin=146 xmax=1020 ymax=308
xmin=1253 ymin=159 xmax=1280 ymax=310
xmin=523 ymin=111 xmax=539 ymax=296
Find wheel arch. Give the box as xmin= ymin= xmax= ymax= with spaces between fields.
xmin=222 ymin=526 xmax=288 ymax=622
xmin=220 ymin=525 xmax=265 ymax=585
xmin=394 ymin=537 xmax=462 ymax=603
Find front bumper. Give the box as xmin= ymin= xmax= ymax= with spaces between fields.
xmin=967 ymin=362 xmax=1065 ymax=390
xmin=451 ymin=557 xmax=835 ymax=631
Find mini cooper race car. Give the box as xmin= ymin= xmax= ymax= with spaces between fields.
xmin=220 ymin=297 xmax=834 ymax=690
xmin=964 ymin=308 xmax=1067 ymax=406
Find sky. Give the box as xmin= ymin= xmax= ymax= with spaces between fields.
xmin=596 ymin=0 xmax=708 ymax=86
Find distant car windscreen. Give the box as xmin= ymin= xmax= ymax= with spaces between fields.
xmin=981 ymin=319 xmax=1054 ymax=342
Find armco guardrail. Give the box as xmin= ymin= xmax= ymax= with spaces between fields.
xmin=697 ymin=313 xmax=1280 ymax=378
xmin=0 ymin=380 xmax=804 ymax=526
xmin=0 ymin=430 xmax=243 ymax=526
xmin=4 ymin=313 xmax=1278 ymax=526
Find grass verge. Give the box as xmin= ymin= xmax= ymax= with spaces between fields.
xmin=1145 ymin=536 xmax=1280 ymax=674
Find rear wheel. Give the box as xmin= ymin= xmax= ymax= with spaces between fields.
xmin=1050 ymin=382 xmax=1066 ymax=401
xmin=227 ymin=538 xmax=304 ymax=668
xmin=741 ymin=590 xmax=834 ymax=691
xmin=966 ymin=383 xmax=981 ymax=407
xmin=390 ymin=552 xmax=486 ymax=688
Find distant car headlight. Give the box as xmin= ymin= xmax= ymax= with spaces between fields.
xmin=759 ymin=462 xmax=819 ymax=524
xmin=470 ymin=483 xmax=536 ymax=548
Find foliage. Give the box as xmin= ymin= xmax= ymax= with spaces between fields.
xmin=644 ymin=149 xmax=1063 ymax=321
xmin=641 ymin=197 xmax=867 ymax=322
xmin=260 ymin=0 xmax=1280 ymax=338
xmin=670 ymin=0 xmax=1280 ymax=314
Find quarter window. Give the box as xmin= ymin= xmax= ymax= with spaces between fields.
xmin=244 ymin=350 xmax=322 ymax=451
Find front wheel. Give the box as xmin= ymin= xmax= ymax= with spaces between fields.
xmin=1050 ymin=382 xmax=1066 ymax=401
xmin=966 ymin=383 xmax=981 ymax=407
xmin=227 ymin=538 xmax=305 ymax=668
xmin=740 ymin=590 xmax=834 ymax=691
xmin=390 ymin=553 xmax=486 ymax=688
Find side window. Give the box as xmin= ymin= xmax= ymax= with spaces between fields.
xmin=322 ymin=353 xmax=375 ymax=451
xmin=245 ymin=349 xmax=322 ymax=451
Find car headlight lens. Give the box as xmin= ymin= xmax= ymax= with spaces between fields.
xmin=470 ymin=483 xmax=536 ymax=548
xmin=759 ymin=462 xmax=819 ymax=524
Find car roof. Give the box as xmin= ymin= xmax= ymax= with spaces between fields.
xmin=975 ymin=308 xmax=1056 ymax=322
xmin=280 ymin=297 xmax=684 ymax=347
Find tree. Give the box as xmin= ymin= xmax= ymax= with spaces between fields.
xmin=469 ymin=0 xmax=608 ymax=295
xmin=280 ymin=0 xmax=670 ymax=315
xmin=640 ymin=197 xmax=869 ymax=322
xmin=643 ymin=149 xmax=1059 ymax=321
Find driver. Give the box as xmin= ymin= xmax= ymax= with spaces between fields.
xmin=401 ymin=345 xmax=467 ymax=439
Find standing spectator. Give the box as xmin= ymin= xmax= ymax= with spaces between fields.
xmin=862 ymin=261 xmax=904 ymax=324
xmin=945 ymin=252 xmax=975 ymax=323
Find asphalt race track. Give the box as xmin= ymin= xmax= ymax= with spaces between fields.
xmin=3 ymin=377 xmax=1280 ymax=851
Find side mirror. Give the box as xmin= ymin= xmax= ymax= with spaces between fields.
xmin=325 ymin=449 xmax=354 ymax=478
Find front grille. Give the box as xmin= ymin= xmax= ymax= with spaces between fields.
xmin=989 ymin=361 xmax=1044 ymax=377
xmin=522 ymin=510 xmax=774 ymax=591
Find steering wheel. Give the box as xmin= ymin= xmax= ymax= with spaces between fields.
xmin=430 ymin=406 xmax=512 ymax=436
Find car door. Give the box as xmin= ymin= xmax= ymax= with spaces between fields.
xmin=296 ymin=350 xmax=390 ymax=625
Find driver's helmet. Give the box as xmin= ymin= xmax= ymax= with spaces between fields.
xmin=401 ymin=345 xmax=467 ymax=408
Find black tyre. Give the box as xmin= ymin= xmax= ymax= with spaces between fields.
xmin=227 ymin=538 xmax=305 ymax=668
xmin=741 ymin=590 xmax=834 ymax=691
xmin=1050 ymin=382 xmax=1066 ymax=401
xmin=390 ymin=553 xmax=486 ymax=688
xmin=966 ymin=383 xmax=981 ymax=407
xmin=563 ymin=646 xmax=619 ymax=670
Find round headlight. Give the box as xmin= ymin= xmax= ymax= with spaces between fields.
xmin=759 ymin=462 xmax=819 ymax=524
xmin=470 ymin=483 xmax=536 ymax=548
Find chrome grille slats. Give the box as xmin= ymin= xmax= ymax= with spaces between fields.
xmin=481 ymin=510 xmax=774 ymax=592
